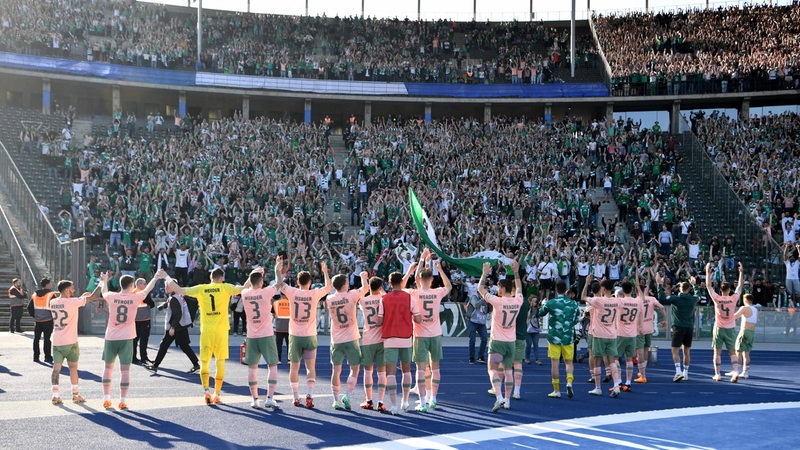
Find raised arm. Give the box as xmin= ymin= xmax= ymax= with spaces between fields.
xmin=580 ymin=274 xmax=592 ymax=302
xmin=100 ymin=271 xmax=110 ymax=296
xmin=511 ymin=259 xmax=522 ymax=295
xmin=166 ymin=277 xmax=187 ymax=296
xmin=358 ymin=271 xmax=370 ymax=296
xmin=734 ymin=261 xmax=744 ymax=295
xmin=704 ymin=262 xmax=717 ymax=297
xmin=477 ymin=261 xmax=491 ymax=299
xmin=401 ymin=261 xmax=418 ymax=289
xmin=435 ymin=260 xmax=452 ymax=294
xmin=320 ymin=260 xmax=331 ymax=293
xmin=139 ymin=269 xmax=167 ymax=297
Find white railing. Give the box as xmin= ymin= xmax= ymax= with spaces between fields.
xmin=0 ymin=203 xmax=38 ymax=293
xmin=0 ymin=138 xmax=72 ymax=283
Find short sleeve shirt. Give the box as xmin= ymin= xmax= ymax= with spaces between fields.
xmin=103 ymin=291 xmax=147 ymax=340
xmin=358 ymin=294 xmax=384 ymax=346
xmin=185 ymin=283 xmax=242 ymax=333
xmin=241 ymin=285 xmax=278 ymax=338
xmin=411 ymin=287 xmax=448 ymax=338
xmin=326 ymin=289 xmax=364 ymax=344
xmin=283 ymin=285 xmax=329 ymax=337
xmin=485 ymin=293 xmax=523 ymax=343
xmin=50 ymin=296 xmax=87 ymax=346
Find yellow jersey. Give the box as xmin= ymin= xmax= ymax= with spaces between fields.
xmin=185 ymin=282 xmax=242 ymax=333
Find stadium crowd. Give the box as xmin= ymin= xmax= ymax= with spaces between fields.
xmin=690 ymin=110 xmax=800 ymax=246
xmin=595 ymin=3 xmax=800 ymax=96
xmin=47 ymin=108 xmax=787 ymax=311
xmin=0 ymin=0 xmax=597 ymax=83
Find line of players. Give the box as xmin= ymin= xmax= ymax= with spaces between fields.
xmin=43 ymin=250 xmax=759 ymax=412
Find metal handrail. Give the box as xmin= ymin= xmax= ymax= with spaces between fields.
xmin=0 ymin=137 xmax=61 ymax=236
xmin=681 ymin=115 xmax=784 ymax=278
xmin=0 ymin=202 xmax=38 ymax=291
xmin=587 ymin=13 xmax=614 ymax=93
xmin=0 ymin=137 xmax=72 ymax=283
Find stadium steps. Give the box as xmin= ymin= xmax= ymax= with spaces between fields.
xmin=0 ymin=108 xmax=70 ymax=226
xmin=675 ymin=132 xmax=758 ymax=272
xmin=591 ymin=187 xmax=620 ymax=232
xmin=70 ymin=119 xmax=93 ymax=143
xmin=0 ymin=225 xmax=36 ymax=332
xmin=324 ymin=134 xmax=353 ymax=234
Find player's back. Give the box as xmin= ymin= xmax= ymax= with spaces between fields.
xmin=710 ymin=292 xmax=738 ymax=329
xmin=639 ymin=296 xmax=659 ymax=334
xmin=412 ymin=287 xmax=448 ymax=337
xmin=104 ymin=291 xmax=146 ymax=340
xmin=327 ymin=290 xmax=361 ymax=344
xmin=50 ymin=296 xmax=86 ymax=346
xmin=241 ymin=286 xmax=278 ymax=338
xmin=284 ymin=285 xmax=327 ymax=337
xmin=589 ymin=296 xmax=620 ymax=339
xmin=486 ymin=293 xmax=523 ymax=342
xmin=359 ymin=294 xmax=383 ymax=345
xmin=616 ymin=296 xmax=640 ymax=338
xmin=187 ymin=283 xmax=239 ymax=333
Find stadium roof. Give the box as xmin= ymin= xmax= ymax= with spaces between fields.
xmin=140 ymin=0 xmax=795 ymax=22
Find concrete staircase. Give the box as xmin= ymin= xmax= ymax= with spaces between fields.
xmin=324 ymin=134 xmax=354 ymax=235
xmin=0 ymin=108 xmax=72 ymax=227
xmin=592 ymin=187 xmax=620 ymax=233
xmin=0 ymin=237 xmax=35 ymax=332
xmin=675 ymin=132 xmax=761 ymax=274
xmin=70 ymin=118 xmax=93 ymax=144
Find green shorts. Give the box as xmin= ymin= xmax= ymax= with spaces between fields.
xmin=412 ymin=336 xmax=443 ymax=363
xmin=288 ymin=335 xmax=318 ymax=363
xmin=245 ymin=336 xmax=279 ymax=366
xmin=636 ymin=333 xmax=652 ymax=349
xmin=616 ymin=336 xmax=636 ymax=358
xmin=361 ymin=342 xmax=385 ymax=367
xmin=586 ymin=334 xmax=593 ymax=350
xmin=712 ymin=327 xmax=736 ymax=351
xmin=591 ymin=337 xmax=618 ymax=358
xmin=736 ymin=329 xmax=755 ymax=352
xmin=331 ymin=340 xmax=362 ymax=365
xmin=384 ymin=347 xmax=412 ymax=365
xmin=489 ymin=339 xmax=515 ymax=368
xmin=53 ymin=343 xmax=80 ymax=364
xmin=514 ymin=339 xmax=525 ymax=362
xmin=102 ymin=339 xmax=133 ymax=365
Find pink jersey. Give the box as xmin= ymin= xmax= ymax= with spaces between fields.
xmin=616 ymin=296 xmax=641 ymax=338
xmin=638 ymin=296 xmax=661 ymax=335
xmin=588 ymin=296 xmax=620 ymax=339
xmin=241 ymin=285 xmax=278 ymax=338
xmin=710 ymin=292 xmax=738 ymax=329
xmin=411 ymin=287 xmax=448 ymax=338
xmin=485 ymin=293 xmax=523 ymax=342
xmin=50 ymin=296 xmax=87 ymax=346
xmin=283 ymin=285 xmax=328 ymax=337
xmin=358 ymin=294 xmax=383 ymax=346
xmin=103 ymin=291 xmax=147 ymax=340
xmin=326 ymin=289 xmax=363 ymax=344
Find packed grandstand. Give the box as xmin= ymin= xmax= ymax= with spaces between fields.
xmin=0 ymin=0 xmax=797 ymax=311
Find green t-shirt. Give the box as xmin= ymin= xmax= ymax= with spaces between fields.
xmin=538 ymin=294 xmax=580 ymax=345
xmin=138 ymin=253 xmax=152 ymax=273
xmin=658 ymin=289 xmax=699 ymax=328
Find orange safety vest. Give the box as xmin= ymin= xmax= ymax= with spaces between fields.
xmin=274 ymin=298 xmax=290 ymax=319
xmin=32 ymin=292 xmax=55 ymax=308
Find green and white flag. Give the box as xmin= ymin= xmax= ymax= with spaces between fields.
xmin=408 ymin=188 xmax=512 ymax=277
